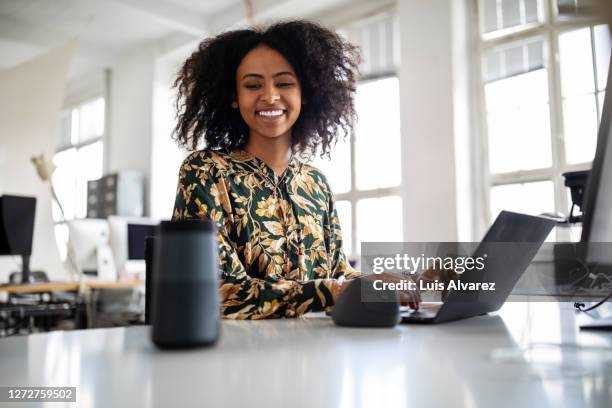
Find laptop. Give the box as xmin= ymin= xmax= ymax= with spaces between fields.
xmin=401 ymin=211 xmax=555 ymax=324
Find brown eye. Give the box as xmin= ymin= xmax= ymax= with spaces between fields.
xmin=244 ymin=83 xmax=261 ymax=90
xmin=277 ymin=82 xmax=295 ymax=88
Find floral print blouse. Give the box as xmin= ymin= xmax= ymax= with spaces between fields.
xmin=172 ymin=148 xmax=360 ymax=319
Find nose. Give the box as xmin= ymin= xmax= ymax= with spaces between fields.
xmin=261 ymin=84 xmax=280 ymax=104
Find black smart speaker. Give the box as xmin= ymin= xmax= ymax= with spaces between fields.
xmin=151 ymin=219 xmax=220 ymax=349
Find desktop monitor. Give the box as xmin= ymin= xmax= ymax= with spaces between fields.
xmin=67 ymin=219 xmax=110 ymax=276
xmin=127 ymin=224 xmax=157 ymax=260
xmin=0 ymin=195 xmax=36 ymax=283
xmin=108 ymin=216 xmax=157 ymax=274
xmin=580 ymin=53 xmax=612 ymax=264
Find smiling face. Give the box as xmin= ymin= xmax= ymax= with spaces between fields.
xmin=235 ymin=45 xmax=302 ymax=143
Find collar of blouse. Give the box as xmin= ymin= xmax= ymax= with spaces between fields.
xmin=229 ymin=148 xmax=303 ymax=190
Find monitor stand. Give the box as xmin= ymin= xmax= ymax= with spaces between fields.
xmin=19 ymin=254 xmax=33 ymax=284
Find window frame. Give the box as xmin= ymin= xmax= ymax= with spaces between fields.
xmin=324 ymin=10 xmax=402 ymax=260
xmin=54 ymin=96 xmax=106 ymax=221
xmin=473 ymin=0 xmax=608 ymax=238
xmin=334 ymin=73 xmax=403 ymax=259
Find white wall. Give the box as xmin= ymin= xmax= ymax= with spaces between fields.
xmin=0 ymin=42 xmax=75 ymax=281
xmin=68 ymin=41 xmax=191 ymax=220
xmin=398 ymin=0 xmax=473 ymax=242
xmin=63 ymin=70 xmax=105 ymax=109
xmin=106 ymin=47 xmax=156 ymax=215
xmin=150 ymin=45 xmax=193 ymax=220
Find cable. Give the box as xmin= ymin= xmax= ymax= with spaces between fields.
xmin=574 ymin=291 xmax=612 ymax=313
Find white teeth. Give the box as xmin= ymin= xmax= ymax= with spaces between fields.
xmin=258 ymin=110 xmax=284 ymax=117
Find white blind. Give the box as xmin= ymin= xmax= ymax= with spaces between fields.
xmin=485 ymin=38 xmax=545 ymax=82
xmin=345 ymin=12 xmax=398 ymax=77
xmin=480 ymin=0 xmax=541 ymax=34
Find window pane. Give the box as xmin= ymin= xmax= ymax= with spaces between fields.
xmin=356 ymin=196 xmax=402 ymax=246
xmin=483 ymin=0 xmax=498 ymax=33
xmin=70 ymin=108 xmax=80 ymax=145
xmin=78 ymin=98 xmax=105 ymax=143
xmin=351 ymin=14 xmax=397 ymax=76
xmin=485 ymin=70 xmax=552 ymax=173
xmin=504 ymin=46 xmax=524 ymax=77
xmin=527 ymin=40 xmax=544 ymax=71
xmin=563 ymin=94 xmax=598 ymax=164
xmin=54 ymin=223 xmax=69 ymax=261
xmin=490 ymin=181 xmax=555 ymax=221
xmin=355 ymin=77 xmax=401 ymax=190
xmin=502 ymin=0 xmax=521 ymax=29
xmin=75 ymin=179 xmax=88 ymax=219
xmin=77 ymin=141 xmax=104 ymax=181
xmin=486 ymin=52 xmax=503 ymax=82
xmin=57 ymin=110 xmax=71 ymax=149
xmin=594 ymin=24 xmax=611 ymax=92
xmin=480 ymin=0 xmax=542 ymax=35
xmin=485 ymin=68 xmax=549 ymax=105
xmin=525 ymin=0 xmax=539 ymax=23
xmin=484 ymin=39 xmax=544 ymax=83
xmin=336 ymin=200 xmax=352 ymax=256
xmin=310 ymin=136 xmax=351 ymax=194
xmin=559 ymin=28 xmax=595 ymax=97
xmin=598 ymin=91 xmax=606 ymax=121
xmin=75 ymin=142 xmax=104 ymax=219
xmin=53 ymin=149 xmax=77 ymax=221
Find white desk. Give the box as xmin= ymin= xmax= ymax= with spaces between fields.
xmin=0 ymin=303 xmax=611 ymax=408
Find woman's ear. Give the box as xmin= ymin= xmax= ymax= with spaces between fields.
xmin=231 ymin=101 xmax=238 ymax=108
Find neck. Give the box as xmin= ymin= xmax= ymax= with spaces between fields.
xmin=244 ymin=131 xmax=292 ymax=176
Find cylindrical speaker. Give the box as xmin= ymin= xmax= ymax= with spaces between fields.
xmin=151 ymin=219 xmax=220 ymax=348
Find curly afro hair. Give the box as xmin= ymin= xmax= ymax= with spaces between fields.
xmin=173 ymin=20 xmax=359 ymax=158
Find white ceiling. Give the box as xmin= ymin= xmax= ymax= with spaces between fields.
xmin=0 ymin=0 xmax=230 ymax=78
xmin=0 ymin=0 xmax=393 ymax=80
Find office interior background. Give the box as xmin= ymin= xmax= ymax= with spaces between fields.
xmin=0 ymin=0 xmax=610 ymax=319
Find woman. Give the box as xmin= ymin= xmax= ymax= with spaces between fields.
xmin=172 ymin=20 xmax=420 ymax=319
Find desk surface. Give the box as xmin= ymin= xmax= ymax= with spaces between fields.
xmin=0 ymin=303 xmax=611 ymax=408
xmin=0 ymin=280 xmax=143 ymax=293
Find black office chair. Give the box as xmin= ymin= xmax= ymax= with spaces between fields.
xmin=3 ymin=271 xmax=75 ymax=335
xmin=8 ymin=271 xmax=50 ymax=304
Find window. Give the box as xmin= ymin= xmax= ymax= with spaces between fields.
xmin=53 ymin=98 xmax=105 ymax=221
xmin=311 ymin=12 xmax=402 ymax=259
xmin=475 ymin=0 xmax=610 ymax=238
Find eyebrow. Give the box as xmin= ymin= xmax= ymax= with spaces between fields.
xmin=241 ymin=71 xmax=295 ymax=80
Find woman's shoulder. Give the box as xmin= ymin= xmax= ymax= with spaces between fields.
xmin=298 ymin=162 xmax=333 ymax=194
xmin=181 ymin=148 xmax=234 ymax=172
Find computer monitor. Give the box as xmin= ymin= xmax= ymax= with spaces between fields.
xmin=67 ymin=219 xmax=110 ymax=276
xmin=0 ymin=195 xmax=36 ymax=283
xmin=107 ymin=216 xmax=158 ymax=274
xmin=127 ymin=224 xmax=157 ymax=260
xmin=580 ymin=53 xmax=612 ymax=264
